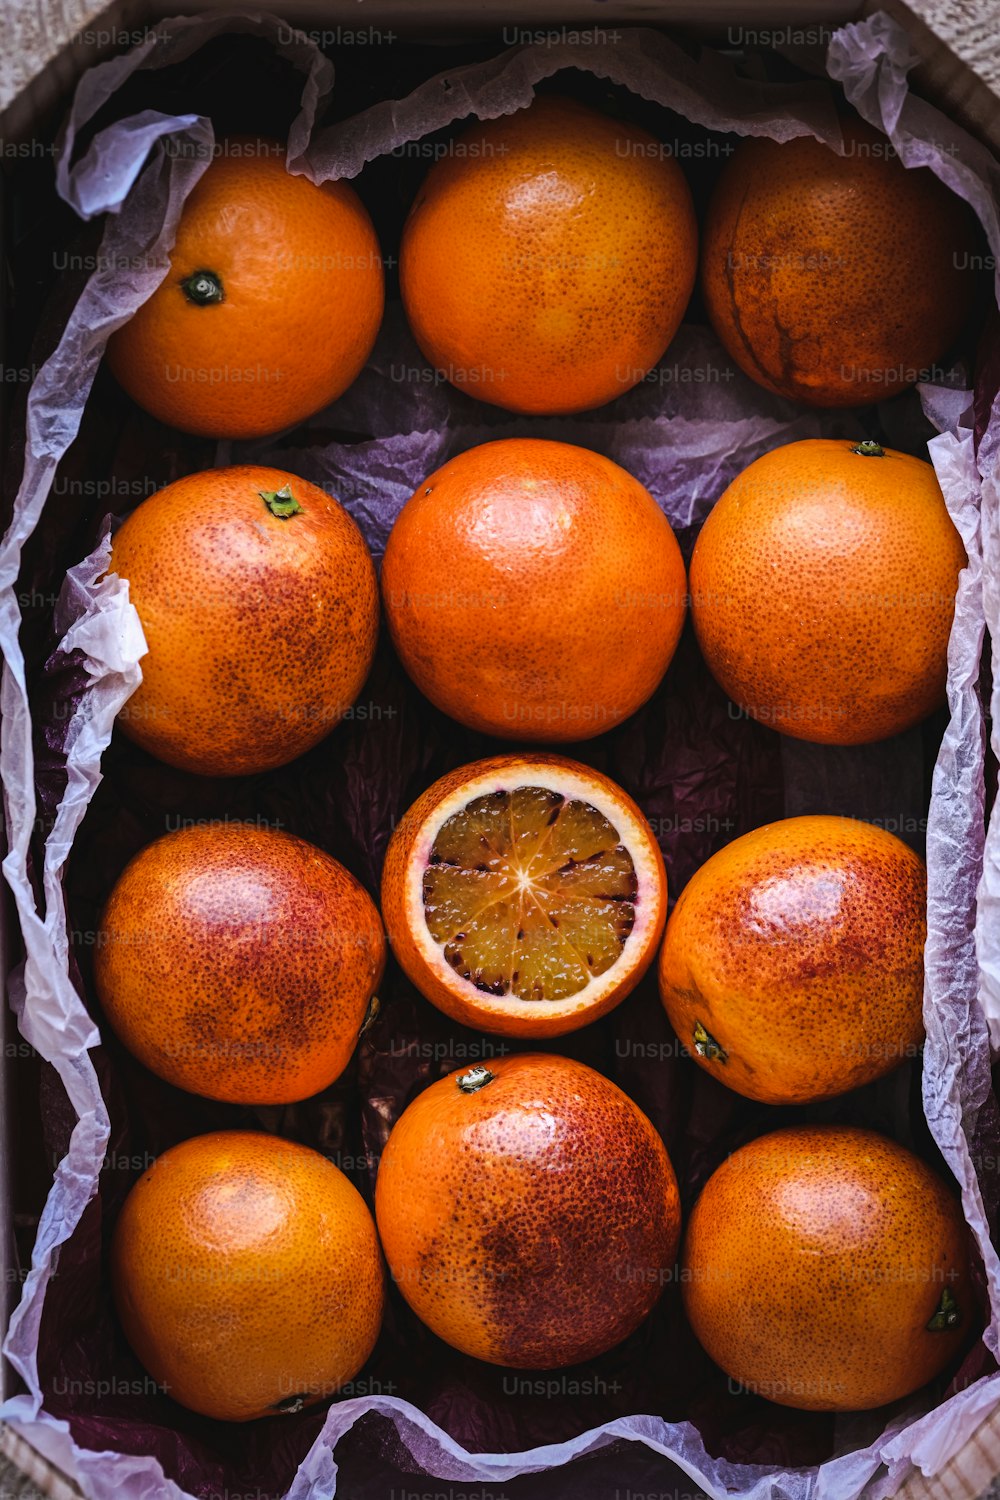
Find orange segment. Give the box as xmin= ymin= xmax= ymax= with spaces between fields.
xmin=541 ymin=844 xmax=638 ymax=901
xmin=443 ymin=903 xmax=521 ymax=998
xmin=511 ymin=900 xmax=589 ymax=1003
xmin=540 ymin=891 xmax=633 ymax=978
xmin=422 ymin=864 xmax=515 ymax=942
xmin=543 ymin=798 xmax=633 ymax=864
xmin=431 ymin=791 xmax=512 ymax=871
xmin=510 ymin=786 xmax=566 ymax=866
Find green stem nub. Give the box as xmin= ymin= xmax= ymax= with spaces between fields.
xmin=180 ymin=269 xmax=224 ymax=305
xmin=693 ymin=1020 xmax=728 ymax=1065
xmin=926 ymin=1286 xmax=961 ymax=1332
xmin=458 ymin=1065 xmax=495 ymax=1093
xmin=261 ymin=484 xmax=303 ymax=520
xmin=851 ymin=440 xmax=885 ymax=458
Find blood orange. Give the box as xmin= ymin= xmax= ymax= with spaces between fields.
xmin=400 ymin=95 xmax=697 ymax=413
xmin=107 ymin=139 xmax=384 ymax=437
xmin=682 ymin=1126 xmax=969 ymax=1410
xmin=381 ymin=438 xmax=686 ymax=741
xmin=690 ymin=438 xmax=965 ymax=744
xmin=95 ymin=824 xmax=385 ymax=1104
xmin=381 ymin=754 xmax=666 ymax=1037
xmin=375 ymin=1054 xmax=680 ymax=1366
xmin=111 ymin=465 xmax=378 ymax=775
xmin=113 ymin=1131 xmax=384 ymax=1421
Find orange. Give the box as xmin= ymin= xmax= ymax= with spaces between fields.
xmin=107 ymin=138 xmax=384 ymax=437
xmin=110 ymin=465 xmax=378 ymax=776
xmin=375 ymin=1054 xmax=680 ymax=1366
xmin=95 ymin=825 xmax=385 ymax=1104
xmin=400 ymin=95 xmax=697 ymax=413
xmin=701 ymin=117 xmax=979 ymax=406
xmin=689 ymin=438 xmax=965 ymax=744
xmin=112 ymin=1131 xmax=384 ymax=1421
xmin=658 ymin=816 xmax=926 ymax=1104
xmin=381 ymin=753 xmax=666 ymax=1037
xmin=682 ymin=1126 xmax=970 ymax=1411
xmin=381 ymin=438 xmax=686 ymax=740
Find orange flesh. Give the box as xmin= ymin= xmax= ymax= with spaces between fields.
xmin=422 ymin=787 xmax=637 ymax=1002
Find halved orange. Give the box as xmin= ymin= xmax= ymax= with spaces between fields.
xmin=381 ymin=754 xmax=666 ymax=1037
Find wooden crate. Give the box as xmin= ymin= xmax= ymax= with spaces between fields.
xmin=0 ymin=3 xmax=997 ymax=1497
